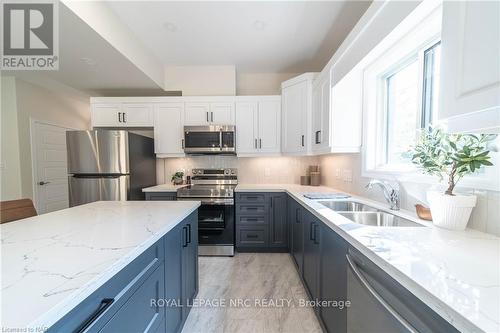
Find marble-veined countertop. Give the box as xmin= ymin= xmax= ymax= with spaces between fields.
xmin=236 ymin=184 xmax=500 ymax=333
xmin=0 ymin=200 xmax=200 ymax=330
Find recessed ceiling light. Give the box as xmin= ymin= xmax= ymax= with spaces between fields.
xmin=163 ymin=22 xmax=178 ymax=32
xmin=80 ymin=57 xmax=97 ymax=66
xmin=253 ymin=20 xmax=267 ymax=31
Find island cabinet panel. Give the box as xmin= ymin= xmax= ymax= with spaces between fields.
xmin=165 ymin=211 xmax=199 ymax=333
xmin=146 ymin=192 xmax=177 ymax=201
xmin=48 ymin=211 xmax=199 ymax=333
xmin=47 ymin=239 xmax=165 ymax=333
xmin=100 ymin=264 xmax=165 ymax=333
xmin=235 ymin=192 xmax=288 ymax=252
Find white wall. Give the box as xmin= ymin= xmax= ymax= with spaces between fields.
xmin=0 ymin=76 xmax=91 ymax=201
xmin=236 ymin=72 xmax=299 ymax=95
xmin=320 ymin=154 xmax=500 ymax=236
xmin=0 ymin=77 xmax=22 ymax=200
xmin=164 ymin=65 xmax=236 ymax=96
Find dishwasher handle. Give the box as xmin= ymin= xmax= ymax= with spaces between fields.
xmin=346 ymin=254 xmax=418 ymax=333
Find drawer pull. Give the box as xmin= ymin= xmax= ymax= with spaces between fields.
xmin=245 ymin=218 xmax=258 ymax=222
xmin=247 ymin=234 xmax=259 ymax=238
xmin=245 ymin=207 xmax=258 ymax=210
xmin=75 ymin=298 xmax=114 ymax=333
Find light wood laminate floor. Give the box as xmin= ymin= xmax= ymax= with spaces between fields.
xmin=182 ymin=253 xmax=323 ymax=333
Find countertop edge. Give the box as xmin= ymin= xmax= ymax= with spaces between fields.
xmin=28 ymin=201 xmax=201 ymax=330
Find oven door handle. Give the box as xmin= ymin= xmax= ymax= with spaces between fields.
xmin=202 ymin=198 xmax=234 ymax=205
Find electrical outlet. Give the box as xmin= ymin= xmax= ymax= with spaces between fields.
xmin=335 ymin=168 xmax=340 ymax=179
xmin=342 ymin=169 xmax=353 ymax=183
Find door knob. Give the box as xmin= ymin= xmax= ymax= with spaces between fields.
xmin=38 ymin=181 xmax=51 ymax=186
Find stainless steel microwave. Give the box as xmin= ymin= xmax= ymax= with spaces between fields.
xmin=183 ymin=125 xmax=236 ymax=154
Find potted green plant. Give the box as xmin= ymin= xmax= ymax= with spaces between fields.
xmin=171 ymin=171 xmax=184 ymax=185
xmin=410 ymin=127 xmax=495 ymax=230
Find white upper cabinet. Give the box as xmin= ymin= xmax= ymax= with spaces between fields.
xmin=257 ymin=99 xmax=281 ymax=154
xmin=91 ymin=103 xmax=153 ymax=127
xmin=311 ymin=72 xmax=331 ymax=153
xmin=210 ymin=102 xmax=234 ymax=124
xmin=281 ymin=73 xmax=316 ymax=155
xmin=154 ymin=103 xmax=185 ymax=157
xmin=185 ymin=101 xmax=235 ymax=125
xmin=235 ymin=102 xmax=259 ymax=155
xmin=235 ymin=97 xmax=281 ymax=156
xmin=439 ymin=1 xmax=500 ymax=133
xmin=184 ymin=102 xmax=210 ymax=125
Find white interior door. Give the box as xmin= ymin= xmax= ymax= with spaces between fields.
xmin=32 ymin=121 xmax=71 ymax=214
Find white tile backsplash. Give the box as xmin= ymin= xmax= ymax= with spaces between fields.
xmin=157 ymin=155 xmax=320 ymax=185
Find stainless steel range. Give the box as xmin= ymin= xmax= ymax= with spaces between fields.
xmin=177 ymin=168 xmax=237 ymax=256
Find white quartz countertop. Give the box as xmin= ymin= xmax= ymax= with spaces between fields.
xmin=236 ymin=184 xmax=500 ymax=333
xmin=0 ymin=200 xmax=200 ymax=330
xmin=142 ymin=184 xmax=187 ymax=192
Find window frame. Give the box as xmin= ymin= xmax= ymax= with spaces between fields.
xmin=362 ymin=3 xmax=443 ymax=178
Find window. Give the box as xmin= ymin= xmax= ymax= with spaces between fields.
xmin=362 ymin=1 xmax=443 ymax=175
xmin=383 ymin=42 xmax=442 ymax=165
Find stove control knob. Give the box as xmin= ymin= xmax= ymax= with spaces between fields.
xmin=224 ymin=169 xmax=229 ymax=175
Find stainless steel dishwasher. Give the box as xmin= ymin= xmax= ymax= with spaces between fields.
xmin=346 ymin=249 xmax=459 ymax=333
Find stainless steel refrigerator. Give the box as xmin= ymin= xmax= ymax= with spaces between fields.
xmin=67 ymin=130 xmax=156 ymax=207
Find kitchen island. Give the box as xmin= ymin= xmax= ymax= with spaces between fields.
xmin=1 ymin=200 xmax=200 ymax=332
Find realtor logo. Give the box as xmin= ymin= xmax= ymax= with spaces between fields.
xmin=1 ymin=0 xmax=59 ymax=70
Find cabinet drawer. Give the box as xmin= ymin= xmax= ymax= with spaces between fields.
xmin=100 ymin=264 xmax=165 ymax=333
xmin=238 ymin=215 xmax=267 ymax=225
xmin=238 ymin=228 xmax=267 ymax=245
xmin=48 ymin=240 xmax=164 ymax=333
xmin=237 ymin=193 xmax=267 ymax=203
xmin=237 ymin=204 xmax=267 ymax=215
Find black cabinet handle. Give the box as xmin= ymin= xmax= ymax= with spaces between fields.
xmin=123 ymin=112 xmax=126 ymax=123
xmin=211 ymin=112 xmax=214 ymax=122
xmin=118 ymin=112 xmax=122 ymax=123
xmin=187 ymin=224 xmax=192 ymax=244
xmin=295 ymin=208 xmax=300 ymax=223
xmin=74 ymin=298 xmax=114 ymax=333
xmin=206 ymin=111 xmax=209 ymax=122
xmin=309 ymin=222 xmax=314 ymax=241
xmin=245 ymin=218 xmax=258 ymax=222
xmin=313 ymin=224 xmax=319 ymax=244
xmin=315 ymin=130 xmax=321 ymax=144
xmin=245 ymin=207 xmax=258 ymax=211
xmin=259 ymin=138 xmax=262 ymax=148
xmin=181 ymin=139 xmax=184 ymax=149
xmin=301 ymin=135 xmax=305 ymax=147
xmin=247 ymin=234 xmax=259 ymax=239
xmin=182 ymin=226 xmax=188 ymax=247
xmin=255 ymin=139 xmax=258 ymax=149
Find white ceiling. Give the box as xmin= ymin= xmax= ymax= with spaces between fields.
xmin=107 ymin=1 xmax=371 ymax=73
xmin=4 ymin=3 xmax=165 ymax=95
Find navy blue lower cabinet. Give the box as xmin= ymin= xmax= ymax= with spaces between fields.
xmin=99 ymin=264 xmax=165 ymax=333
xmin=165 ymin=211 xmax=199 ymax=333
xmin=145 ymin=192 xmax=177 ymax=201
xmin=165 ymin=222 xmax=184 ymax=333
xmin=302 ymin=211 xmax=321 ymax=306
xmin=183 ymin=212 xmax=199 ymax=319
xmin=269 ymin=193 xmax=288 ymax=249
xmin=288 ymin=196 xmax=304 ymax=276
xmin=319 ymin=224 xmax=348 ymax=333
xmin=236 ymin=192 xmax=288 ymax=252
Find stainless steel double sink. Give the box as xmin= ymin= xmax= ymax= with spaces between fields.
xmin=318 ymin=200 xmax=424 ymax=227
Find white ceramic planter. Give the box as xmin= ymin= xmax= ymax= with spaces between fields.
xmin=427 ymin=191 xmax=477 ymax=231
